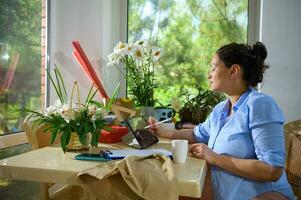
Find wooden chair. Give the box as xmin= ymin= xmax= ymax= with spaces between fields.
xmin=22 ymin=116 xmax=84 ymax=200
xmin=284 ymin=119 xmax=301 ymax=199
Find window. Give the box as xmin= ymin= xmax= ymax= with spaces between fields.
xmin=0 ymin=0 xmax=43 ymax=136
xmin=0 ymin=0 xmax=44 ymax=197
xmin=128 ymin=0 xmax=248 ymax=105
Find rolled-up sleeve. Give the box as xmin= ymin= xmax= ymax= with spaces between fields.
xmin=193 ymin=115 xmax=211 ymax=144
xmin=249 ymin=95 xmax=286 ymax=167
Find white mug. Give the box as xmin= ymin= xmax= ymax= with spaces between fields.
xmin=171 ymin=140 xmax=188 ymax=163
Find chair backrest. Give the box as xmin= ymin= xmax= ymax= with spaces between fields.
xmin=284 ymin=119 xmax=301 ymax=198
xmin=22 ymin=115 xmax=60 ymax=150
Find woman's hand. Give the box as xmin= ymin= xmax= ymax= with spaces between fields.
xmin=148 ymin=117 xmax=173 ymax=139
xmin=189 ymin=143 xmax=218 ymax=164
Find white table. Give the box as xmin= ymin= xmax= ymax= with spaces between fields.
xmin=0 ymin=138 xmax=207 ymax=198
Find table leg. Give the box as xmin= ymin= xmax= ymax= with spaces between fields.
xmin=40 ymin=182 xmax=50 ymax=200
xmin=179 ymin=164 xmax=213 ymax=200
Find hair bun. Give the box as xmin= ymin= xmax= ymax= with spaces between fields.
xmin=252 ymin=42 xmax=267 ymax=60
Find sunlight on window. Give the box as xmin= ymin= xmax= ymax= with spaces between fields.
xmin=0 ymin=0 xmax=42 ymax=135
xmin=128 ymin=0 xmax=248 ymax=106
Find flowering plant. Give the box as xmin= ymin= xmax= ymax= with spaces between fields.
xmin=24 ymin=65 xmax=119 ymax=152
xmin=107 ymin=40 xmax=163 ymax=107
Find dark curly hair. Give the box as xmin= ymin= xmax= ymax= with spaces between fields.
xmin=216 ymin=42 xmax=269 ymax=87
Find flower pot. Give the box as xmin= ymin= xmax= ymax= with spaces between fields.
xmin=66 ymin=132 xmax=89 ymax=151
xmin=191 ymin=107 xmax=209 ymax=125
xmin=179 ymin=107 xmax=193 ymax=123
xmin=179 ymin=107 xmax=208 ymax=125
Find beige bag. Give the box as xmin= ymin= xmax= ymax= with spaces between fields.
xmin=77 ymin=155 xmax=178 ymax=200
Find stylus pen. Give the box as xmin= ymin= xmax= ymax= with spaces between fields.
xmin=144 ymin=118 xmax=172 ymax=129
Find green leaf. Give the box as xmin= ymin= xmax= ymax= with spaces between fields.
xmin=86 ymin=88 xmax=98 ymax=107
xmin=60 ymin=129 xmax=71 ymax=153
xmin=54 ymin=67 xmax=65 ymax=103
xmin=90 ymin=130 xmax=99 ymax=146
xmin=46 ymin=69 xmax=64 ymax=103
xmin=85 ymin=83 xmax=95 ymax=106
xmin=105 ymin=82 xmax=120 ymax=111
xmin=55 ymin=64 xmax=68 ymax=102
xmin=50 ymin=130 xmax=58 ymax=145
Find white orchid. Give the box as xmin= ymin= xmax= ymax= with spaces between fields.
xmin=53 ymin=99 xmax=62 ymax=109
xmin=59 ymin=104 xmax=73 ymax=122
xmin=88 ymin=104 xmax=98 ymax=115
xmin=114 ymin=41 xmax=127 ymax=54
xmin=45 ymin=106 xmax=57 ymax=115
xmin=151 ymin=47 xmax=163 ymax=62
xmin=133 ymin=46 xmax=145 ymax=62
xmin=107 ymin=40 xmax=163 ymax=106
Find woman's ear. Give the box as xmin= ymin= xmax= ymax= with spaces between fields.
xmin=229 ymin=64 xmax=241 ymax=80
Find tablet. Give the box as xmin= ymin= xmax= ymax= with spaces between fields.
xmin=123 ymin=117 xmax=159 ymax=149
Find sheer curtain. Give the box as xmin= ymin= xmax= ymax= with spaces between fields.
xmin=48 ymin=0 xmax=127 ymax=105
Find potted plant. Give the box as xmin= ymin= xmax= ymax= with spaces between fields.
xmin=107 ymin=40 xmax=163 ymax=119
xmin=23 ymin=65 xmax=119 ymax=152
xmin=178 ymin=86 xmax=225 ymax=125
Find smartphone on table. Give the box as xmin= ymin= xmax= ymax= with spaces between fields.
xmin=75 ymin=153 xmax=111 ymax=162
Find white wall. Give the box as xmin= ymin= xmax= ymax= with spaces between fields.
xmin=48 ymin=0 xmax=127 ymax=105
xmin=260 ymin=0 xmax=301 ymax=122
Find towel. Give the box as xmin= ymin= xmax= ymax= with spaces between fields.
xmin=77 ymin=155 xmax=178 ymax=200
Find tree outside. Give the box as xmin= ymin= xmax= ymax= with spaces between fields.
xmin=0 ymin=0 xmax=42 ymax=135
xmin=128 ymin=0 xmax=248 ymax=107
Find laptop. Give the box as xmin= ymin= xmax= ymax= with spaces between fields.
xmin=121 ymin=117 xmax=159 ymax=149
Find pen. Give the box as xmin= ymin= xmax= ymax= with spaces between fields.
xmin=144 ymin=118 xmax=172 ymax=129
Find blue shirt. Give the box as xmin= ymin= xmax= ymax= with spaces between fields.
xmin=193 ymin=88 xmax=294 ymax=200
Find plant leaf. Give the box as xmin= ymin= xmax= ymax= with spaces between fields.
xmin=46 ymin=69 xmax=64 ymax=103
xmin=105 ymin=82 xmax=120 ymax=111
xmin=55 ymin=64 xmax=68 ymax=102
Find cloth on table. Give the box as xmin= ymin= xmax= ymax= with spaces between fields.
xmin=77 ymin=154 xmax=178 ymax=200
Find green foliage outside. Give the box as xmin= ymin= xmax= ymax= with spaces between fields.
xmin=0 ymin=0 xmax=41 ymax=134
xmin=128 ymin=0 xmax=248 ymax=107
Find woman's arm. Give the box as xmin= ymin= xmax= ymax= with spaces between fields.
xmin=148 ymin=117 xmax=196 ymax=142
xmin=214 ymin=154 xmax=283 ymax=182
xmin=190 ymin=143 xmax=283 ymax=182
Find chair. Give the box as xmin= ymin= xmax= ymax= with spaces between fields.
xmin=22 ymin=117 xmax=84 ymax=200
xmin=284 ymin=119 xmax=301 ymax=199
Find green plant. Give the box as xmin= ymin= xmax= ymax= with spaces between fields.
xmin=179 ymin=86 xmax=225 ymax=124
xmin=107 ymin=40 xmax=163 ymax=107
xmin=23 ymin=65 xmax=120 ymax=152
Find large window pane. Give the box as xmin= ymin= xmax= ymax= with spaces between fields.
xmin=128 ymin=0 xmax=248 ymax=105
xmin=0 ymin=0 xmax=42 ymax=135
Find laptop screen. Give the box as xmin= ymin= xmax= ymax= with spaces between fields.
xmin=123 ymin=117 xmax=159 ymax=149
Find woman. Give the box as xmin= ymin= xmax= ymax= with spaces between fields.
xmin=149 ymin=42 xmax=294 ymax=200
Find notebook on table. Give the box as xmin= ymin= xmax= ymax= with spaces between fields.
xmin=102 ymin=149 xmax=172 ymax=160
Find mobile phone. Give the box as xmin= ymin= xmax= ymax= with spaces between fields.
xmin=75 ymin=153 xmax=111 ymax=162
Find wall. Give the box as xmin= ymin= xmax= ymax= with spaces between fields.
xmin=260 ymin=0 xmax=301 ymax=122
xmin=48 ymin=0 xmax=127 ymax=105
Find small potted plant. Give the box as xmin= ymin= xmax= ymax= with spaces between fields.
xmin=23 ymin=65 xmax=119 ymax=152
xmin=107 ymin=40 xmax=163 ymax=120
xmin=178 ymin=86 xmax=225 ymax=125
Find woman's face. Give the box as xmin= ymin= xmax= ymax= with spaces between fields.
xmin=208 ymin=54 xmax=231 ymax=93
